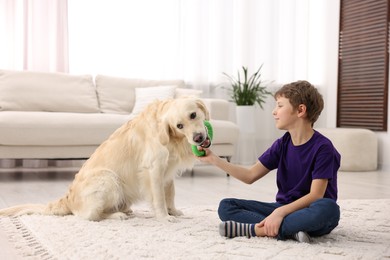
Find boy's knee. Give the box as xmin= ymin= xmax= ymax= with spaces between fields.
xmin=218 ymin=198 xmax=235 ymax=221
xmin=313 ymin=198 xmax=340 ymax=218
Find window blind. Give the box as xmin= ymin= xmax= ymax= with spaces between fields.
xmin=337 ymin=0 xmax=389 ymax=131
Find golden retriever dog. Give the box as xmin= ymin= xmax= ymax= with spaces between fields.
xmin=0 ymin=97 xmax=211 ymax=222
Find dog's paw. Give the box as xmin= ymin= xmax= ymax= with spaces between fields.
xmin=165 ymin=215 xmax=180 ymax=223
xmin=106 ymin=212 xmax=130 ymax=220
xmin=156 ymin=214 xmax=180 ymax=223
xmin=168 ymin=208 xmax=183 ymax=216
xmin=122 ymin=208 xmax=133 ymax=216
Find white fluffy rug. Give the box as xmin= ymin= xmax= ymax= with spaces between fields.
xmin=1 ymin=199 xmax=389 ymax=260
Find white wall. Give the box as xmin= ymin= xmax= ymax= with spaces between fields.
xmin=378 ymin=61 xmax=390 ymax=170
xmin=377 ymin=123 xmax=390 ymax=170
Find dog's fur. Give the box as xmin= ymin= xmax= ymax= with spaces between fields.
xmin=0 ymin=97 xmax=210 ymax=222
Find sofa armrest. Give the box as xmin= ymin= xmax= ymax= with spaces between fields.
xmin=201 ymin=98 xmax=230 ymax=121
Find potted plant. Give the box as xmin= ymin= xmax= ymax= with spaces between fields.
xmin=223 ymin=65 xmax=272 ymax=133
xmin=223 ymin=64 xmax=272 ymax=109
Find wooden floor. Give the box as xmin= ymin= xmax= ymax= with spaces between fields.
xmin=0 ymin=162 xmax=390 ymax=259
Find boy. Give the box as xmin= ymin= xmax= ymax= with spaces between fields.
xmin=197 ymin=80 xmax=341 ymax=243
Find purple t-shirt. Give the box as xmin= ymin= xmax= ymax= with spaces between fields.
xmin=259 ymin=131 xmax=340 ymax=204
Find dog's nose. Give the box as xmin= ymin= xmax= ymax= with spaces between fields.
xmin=193 ymin=133 xmax=205 ymax=144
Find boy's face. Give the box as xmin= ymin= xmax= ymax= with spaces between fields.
xmin=272 ymin=96 xmax=298 ymax=130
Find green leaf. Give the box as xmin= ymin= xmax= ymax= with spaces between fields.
xmin=223 ymin=65 xmax=272 ymax=108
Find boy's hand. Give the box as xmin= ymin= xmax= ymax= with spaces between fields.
xmin=195 ymin=147 xmax=214 ymax=163
xmin=256 ymin=211 xmax=284 ymax=237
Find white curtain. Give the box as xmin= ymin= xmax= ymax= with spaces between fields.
xmin=0 ymin=0 xmax=336 ymax=91
xmin=67 ymin=0 xmax=334 ymax=94
xmin=0 ymin=0 xmax=68 ymax=72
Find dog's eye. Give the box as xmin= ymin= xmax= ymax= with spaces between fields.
xmin=190 ymin=112 xmax=196 ymax=119
xmin=177 ymin=123 xmax=184 ymax=129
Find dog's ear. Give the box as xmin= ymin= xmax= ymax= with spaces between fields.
xmin=157 ymin=100 xmax=173 ymax=145
xmin=195 ymin=99 xmax=210 ymax=120
xmin=158 ymin=119 xmax=170 ymax=145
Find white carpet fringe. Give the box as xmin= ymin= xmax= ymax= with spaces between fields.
xmin=2 ymin=217 xmax=55 ymax=260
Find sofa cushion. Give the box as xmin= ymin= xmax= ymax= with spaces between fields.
xmin=95 ymin=74 xmax=185 ymax=114
xmin=209 ymin=119 xmax=239 ymax=144
xmin=0 ymin=112 xmax=129 ymax=146
xmin=131 ymin=85 xmax=176 ymax=117
xmin=0 ymin=70 xmax=99 ymax=113
xmin=0 ymin=113 xmax=238 ymax=147
xmin=175 ymin=88 xmax=203 ymax=98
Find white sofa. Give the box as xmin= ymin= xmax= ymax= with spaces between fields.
xmin=0 ymin=70 xmax=239 ymax=165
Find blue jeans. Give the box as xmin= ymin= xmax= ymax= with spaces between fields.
xmin=218 ymin=198 xmax=340 ymax=240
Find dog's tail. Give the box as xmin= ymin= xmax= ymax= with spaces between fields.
xmin=0 ymin=204 xmax=46 ymax=216
xmin=0 ymin=197 xmax=71 ymax=217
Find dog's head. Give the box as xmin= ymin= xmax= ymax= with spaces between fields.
xmin=159 ymin=97 xmax=210 ymax=146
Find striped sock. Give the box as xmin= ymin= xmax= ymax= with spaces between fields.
xmin=219 ymin=221 xmax=256 ymax=238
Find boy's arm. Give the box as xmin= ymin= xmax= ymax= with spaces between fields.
xmin=276 ymin=179 xmax=328 ymax=216
xmin=197 ymin=148 xmax=270 ymax=184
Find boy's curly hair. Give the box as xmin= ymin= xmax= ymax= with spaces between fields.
xmin=275 ymin=80 xmax=324 ymax=125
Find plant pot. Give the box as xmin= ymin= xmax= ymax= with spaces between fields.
xmin=233 ymin=105 xmax=257 ymax=165
xmin=235 ymin=105 xmax=256 ymax=133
